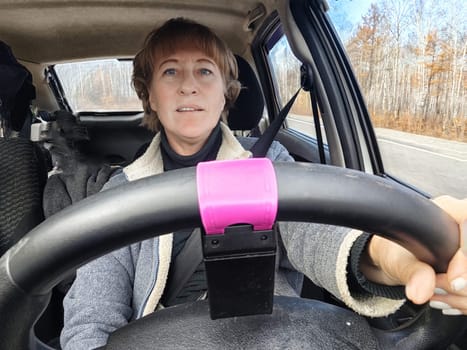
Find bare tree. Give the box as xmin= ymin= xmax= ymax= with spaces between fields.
xmin=344 ymin=0 xmax=466 ymax=141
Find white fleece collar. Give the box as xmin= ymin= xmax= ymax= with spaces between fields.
xmin=124 ymin=122 xmax=251 ymax=181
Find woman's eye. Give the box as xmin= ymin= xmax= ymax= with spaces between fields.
xmin=162 ymin=68 xmax=176 ymax=76
xmin=199 ymin=68 xmax=213 ymax=76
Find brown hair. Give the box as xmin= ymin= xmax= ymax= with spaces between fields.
xmin=133 ymin=17 xmax=241 ymax=131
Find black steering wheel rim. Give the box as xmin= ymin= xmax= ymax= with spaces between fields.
xmin=0 ymin=161 xmax=464 ymax=349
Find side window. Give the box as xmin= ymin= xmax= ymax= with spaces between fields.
xmin=328 ymin=1 xmax=466 ymax=198
xmin=266 ymin=31 xmax=326 ymax=143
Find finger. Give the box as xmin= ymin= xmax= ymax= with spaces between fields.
xmin=435 ymin=273 xmax=467 ymax=297
xmin=430 ymin=292 xmax=467 ymax=315
xmin=432 ymin=196 xmax=467 ymax=224
xmin=432 ymin=196 xmax=467 ymax=256
xmin=446 ymin=249 xmax=467 ymax=292
xmin=368 ymin=237 xmax=436 ymax=303
xmin=430 ymin=265 xmax=467 ymax=315
xmin=404 ymin=261 xmax=436 ymax=304
xmin=434 ymin=251 xmax=467 ymax=296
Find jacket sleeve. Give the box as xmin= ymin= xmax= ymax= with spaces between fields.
xmin=236 ymin=137 xmax=294 ymax=162
xmin=60 ymin=245 xmax=138 ymax=350
xmin=265 ymin=140 xmax=294 ymax=162
xmin=279 ymin=222 xmax=405 ymax=317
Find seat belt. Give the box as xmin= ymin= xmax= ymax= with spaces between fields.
xmin=311 ymin=81 xmax=326 ymax=164
xmin=249 ymin=87 xmax=301 ymax=157
xmin=163 ymin=228 xmax=204 ymax=306
xmin=250 ymin=63 xmax=326 ymax=163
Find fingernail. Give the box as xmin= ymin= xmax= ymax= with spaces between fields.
xmin=434 ymin=288 xmax=448 ymax=295
xmin=429 ymin=301 xmax=452 ymax=310
xmin=451 ymin=277 xmax=467 ymax=291
xmin=442 ymin=308 xmax=463 ymax=316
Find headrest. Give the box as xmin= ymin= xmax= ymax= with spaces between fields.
xmin=228 ymin=55 xmax=264 ymax=131
xmin=0 ymin=41 xmax=36 ymax=132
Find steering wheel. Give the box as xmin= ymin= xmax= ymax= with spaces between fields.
xmin=0 ymin=162 xmax=465 ymax=349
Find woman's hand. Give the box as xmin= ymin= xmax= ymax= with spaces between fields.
xmin=360 ymin=196 xmax=467 ymax=315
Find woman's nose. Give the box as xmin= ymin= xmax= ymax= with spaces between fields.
xmin=179 ymin=73 xmax=198 ymax=95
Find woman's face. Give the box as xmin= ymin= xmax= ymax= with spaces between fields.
xmin=149 ymin=49 xmax=226 ymax=155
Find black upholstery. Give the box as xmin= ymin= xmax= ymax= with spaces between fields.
xmin=0 ymin=41 xmax=46 ymax=257
xmin=0 ymin=138 xmax=47 ymax=256
xmin=0 ymin=41 xmax=36 ymax=134
xmin=227 ymin=55 xmax=264 ymax=132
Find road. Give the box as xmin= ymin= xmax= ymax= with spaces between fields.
xmin=287 ymin=116 xmax=467 ymax=198
xmin=376 ymin=128 xmax=467 ymax=198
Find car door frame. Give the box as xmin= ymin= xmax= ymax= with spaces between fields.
xmin=251 ymin=0 xmax=385 ymax=176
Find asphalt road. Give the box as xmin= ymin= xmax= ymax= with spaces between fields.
xmin=375 ymin=128 xmax=467 ymax=198
xmin=287 ymin=116 xmax=467 ymax=198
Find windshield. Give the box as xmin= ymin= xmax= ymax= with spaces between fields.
xmin=53 ymin=59 xmax=142 ymax=113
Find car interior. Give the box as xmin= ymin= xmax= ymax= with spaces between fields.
xmin=0 ymin=0 xmax=466 ymax=349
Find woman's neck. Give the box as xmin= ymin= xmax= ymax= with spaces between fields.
xmin=160 ymin=123 xmax=222 ymax=171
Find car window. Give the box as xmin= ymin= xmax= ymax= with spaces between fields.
xmin=53 ymin=59 xmax=142 ymax=113
xmin=327 ymin=0 xmax=466 ymax=198
xmin=266 ymin=31 xmax=327 ymax=144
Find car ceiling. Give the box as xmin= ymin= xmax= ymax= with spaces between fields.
xmin=0 ymin=0 xmax=281 ymax=64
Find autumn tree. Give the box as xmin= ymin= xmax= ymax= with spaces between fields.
xmin=344 ymin=0 xmax=466 ymax=140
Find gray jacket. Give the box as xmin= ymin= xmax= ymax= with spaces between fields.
xmin=61 ymin=124 xmax=404 ymax=350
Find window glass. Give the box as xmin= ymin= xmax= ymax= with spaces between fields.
xmin=53 ymin=59 xmax=142 ymax=113
xmin=328 ymin=0 xmax=466 ymax=197
xmin=267 ymin=34 xmax=325 ymax=142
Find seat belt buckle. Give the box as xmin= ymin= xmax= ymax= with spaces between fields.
xmin=202 ymin=223 xmax=277 ymax=320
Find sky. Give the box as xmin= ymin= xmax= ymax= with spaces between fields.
xmin=330 ymin=0 xmax=374 ymax=22
xmin=350 ymin=0 xmax=374 ymax=22
xmin=327 ymin=0 xmax=467 ymax=43
xmin=326 ymin=0 xmax=375 ymax=42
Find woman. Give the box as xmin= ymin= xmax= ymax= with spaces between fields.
xmin=61 ymin=18 xmax=467 ymax=349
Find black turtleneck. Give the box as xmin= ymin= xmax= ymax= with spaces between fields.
xmin=160 ymin=123 xmax=222 ymax=171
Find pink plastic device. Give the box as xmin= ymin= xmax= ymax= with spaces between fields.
xmin=196 ymin=158 xmax=278 ymax=235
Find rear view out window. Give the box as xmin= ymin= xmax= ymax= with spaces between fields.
xmin=53 ymin=59 xmax=142 ymax=113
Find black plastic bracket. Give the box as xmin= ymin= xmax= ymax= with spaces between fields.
xmin=300 ymin=63 xmax=313 ymax=92
xmin=202 ymin=224 xmax=277 ymax=320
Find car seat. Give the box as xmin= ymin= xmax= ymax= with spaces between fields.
xmin=227 ymin=55 xmax=265 ymax=136
xmin=0 ymin=138 xmax=48 ymax=257
xmin=0 ymin=41 xmax=48 ymax=257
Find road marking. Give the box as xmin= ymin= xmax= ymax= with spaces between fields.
xmin=288 ymin=115 xmax=467 ymax=161
xmin=375 ymin=132 xmax=467 ymax=156
xmin=379 ymin=139 xmax=466 ymax=162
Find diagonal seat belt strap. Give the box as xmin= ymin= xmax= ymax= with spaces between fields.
xmin=250 ymin=63 xmax=313 ymax=158
xmin=164 ymin=228 xmax=203 ymax=306
xmin=250 ymin=87 xmax=300 ymax=158
xmin=311 ymin=83 xmax=326 ymax=164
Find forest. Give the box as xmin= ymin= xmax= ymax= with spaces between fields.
xmin=339 ymin=0 xmax=466 ymax=141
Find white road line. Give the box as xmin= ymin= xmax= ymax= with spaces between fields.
xmin=379 ymin=139 xmax=467 ymax=162
xmin=376 ymin=133 xmax=467 ymax=156
xmin=288 ymin=116 xmax=467 ymax=161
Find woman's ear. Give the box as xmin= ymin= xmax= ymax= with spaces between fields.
xmin=148 ymin=89 xmax=157 ymax=113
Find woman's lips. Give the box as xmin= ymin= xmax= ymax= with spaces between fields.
xmin=176 ymin=106 xmax=203 ymax=112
